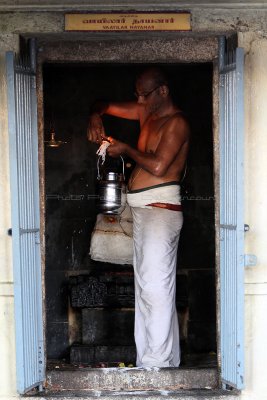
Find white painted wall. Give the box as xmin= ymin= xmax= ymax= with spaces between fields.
xmin=240 ymin=33 xmax=267 ymax=400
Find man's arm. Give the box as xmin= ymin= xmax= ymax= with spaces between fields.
xmin=107 ymin=115 xmax=190 ymax=177
xmin=87 ymin=101 xmax=141 ymax=142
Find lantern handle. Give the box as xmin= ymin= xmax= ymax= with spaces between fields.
xmin=97 ymin=155 xmax=125 ymax=181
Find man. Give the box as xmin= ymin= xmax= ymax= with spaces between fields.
xmin=88 ymin=67 xmax=190 ymax=368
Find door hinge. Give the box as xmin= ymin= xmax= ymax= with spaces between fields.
xmin=220 ymin=224 xmax=237 ymax=230
xmin=244 ymin=224 xmax=250 ymax=232
xmin=244 ymin=224 xmax=257 ymax=266
xmin=32 ymin=76 xmax=36 ymax=89
xmin=19 ymin=228 xmax=39 ymax=234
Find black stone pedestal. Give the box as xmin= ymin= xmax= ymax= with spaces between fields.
xmin=69 ymin=269 xmax=136 ymax=365
xmin=70 ymin=344 xmax=136 ymax=365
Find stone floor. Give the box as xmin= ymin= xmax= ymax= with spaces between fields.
xmin=47 ymin=352 xmax=218 ymax=370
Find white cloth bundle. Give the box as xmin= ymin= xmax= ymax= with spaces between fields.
xmin=90 ymin=204 xmax=133 ymax=264
xmin=96 ymin=140 xmax=110 ymax=164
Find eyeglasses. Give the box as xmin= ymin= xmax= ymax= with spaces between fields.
xmin=134 ymin=85 xmax=161 ymax=99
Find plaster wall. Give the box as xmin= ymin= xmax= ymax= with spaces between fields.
xmin=0 ymin=6 xmax=266 ymax=400
xmin=240 ymin=33 xmax=267 ymax=400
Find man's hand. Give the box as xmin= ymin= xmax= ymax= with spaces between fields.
xmin=87 ymin=113 xmax=106 ymax=143
xmin=106 ymin=136 xmax=128 ymax=158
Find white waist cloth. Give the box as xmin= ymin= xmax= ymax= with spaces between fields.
xmin=127 ymin=182 xmax=181 ymax=209
xmin=131 ymin=205 xmax=183 ymax=368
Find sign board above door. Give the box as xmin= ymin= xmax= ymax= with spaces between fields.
xmin=65 ymin=13 xmax=191 ymax=32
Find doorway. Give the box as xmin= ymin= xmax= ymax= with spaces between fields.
xmin=43 ymin=62 xmax=215 ymax=369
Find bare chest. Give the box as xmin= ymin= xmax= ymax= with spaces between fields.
xmin=137 ymin=117 xmax=165 ymax=153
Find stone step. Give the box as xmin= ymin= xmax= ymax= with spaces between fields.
xmin=25 ymin=388 xmax=240 ymax=400
xmin=46 ymin=367 xmax=218 ymax=391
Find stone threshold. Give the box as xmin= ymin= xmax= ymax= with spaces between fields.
xmin=38 ymin=366 xmax=242 ymax=399
xmin=24 ymin=388 xmax=240 ymax=400
xmin=46 ymin=366 xmax=218 ymax=391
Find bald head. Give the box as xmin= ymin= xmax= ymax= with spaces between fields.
xmin=136 ymin=67 xmax=169 ymax=88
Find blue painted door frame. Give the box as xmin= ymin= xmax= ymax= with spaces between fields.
xmin=6 ymin=39 xmax=45 ymax=394
xmin=219 ymin=36 xmax=245 ymax=390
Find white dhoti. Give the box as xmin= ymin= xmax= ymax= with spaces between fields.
xmin=127 ymin=182 xmax=183 ymax=368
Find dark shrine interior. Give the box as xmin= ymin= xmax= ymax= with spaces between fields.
xmin=43 ymin=63 xmax=216 ymax=368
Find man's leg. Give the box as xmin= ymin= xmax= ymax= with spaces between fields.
xmin=132 ymin=207 xmax=183 ymax=368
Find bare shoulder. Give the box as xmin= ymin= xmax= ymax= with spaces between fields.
xmin=173 ymin=110 xmax=190 ymax=127
xmin=163 ymin=111 xmax=190 ymax=141
xmin=138 ymin=104 xmax=152 ymax=125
